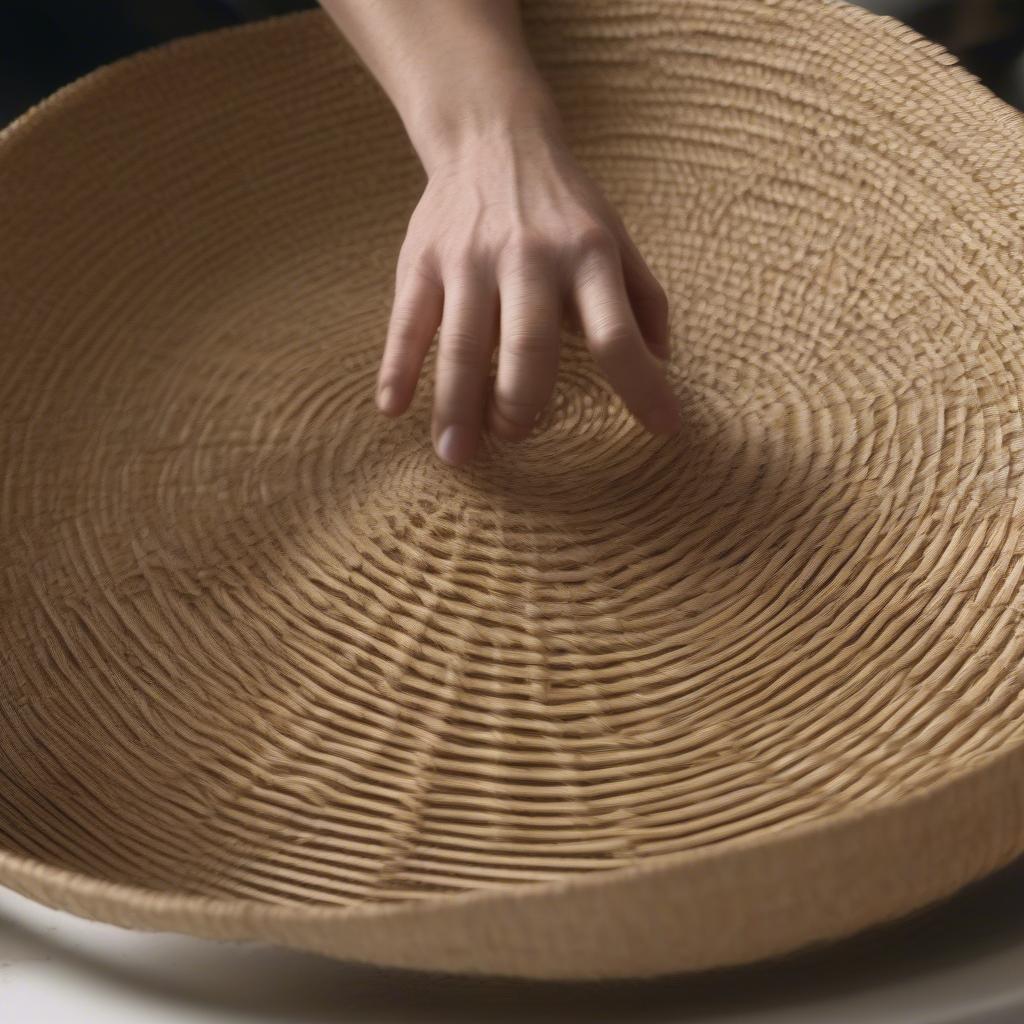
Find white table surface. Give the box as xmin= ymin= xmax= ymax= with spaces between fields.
xmin=4 ymin=856 xmax=1024 ymax=1024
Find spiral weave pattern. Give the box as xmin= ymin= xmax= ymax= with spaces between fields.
xmin=3 ymin=0 xmax=1024 ymax=978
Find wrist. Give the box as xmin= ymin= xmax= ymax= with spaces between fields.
xmin=404 ymin=72 xmax=565 ymax=178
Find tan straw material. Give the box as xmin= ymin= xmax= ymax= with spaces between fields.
xmin=3 ymin=0 xmax=1024 ymax=980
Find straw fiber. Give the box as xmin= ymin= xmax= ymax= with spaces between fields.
xmin=3 ymin=0 xmax=1024 ymax=980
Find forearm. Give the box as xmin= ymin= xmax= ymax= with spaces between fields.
xmin=317 ymin=0 xmax=562 ymax=174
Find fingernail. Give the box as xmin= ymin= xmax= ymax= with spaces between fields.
xmin=437 ymin=425 xmax=471 ymax=465
xmin=377 ymin=385 xmax=398 ymax=415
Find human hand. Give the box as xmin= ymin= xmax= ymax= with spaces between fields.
xmin=375 ymin=121 xmax=681 ymax=466
xmin=317 ymin=0 xmax=679 ymax=466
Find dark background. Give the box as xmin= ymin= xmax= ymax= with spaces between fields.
xmin=2 ymin=0 xmax=1024 ymax=127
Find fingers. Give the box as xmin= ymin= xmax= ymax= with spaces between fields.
xmin=488 ymin=259 xmax=561 ymax=441
xmin=432 ymin=271 xmax=497 ymax=466
xmin=617 ymin=231 xmax=671 ymax=360
xmin=378 ymin=224 xmax=674 ymax=462
xmin=573 ymin=246 xmax=680 ymax=436
xmin=377 ymin=264 xmax=443 ymax=416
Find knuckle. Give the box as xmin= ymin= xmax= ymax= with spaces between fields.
xmin=440 ymin=241 xmax=489 ymax=280
xmin=506 ymin=230 xmax=552 ymax=267
xmin=589 ymin=322 xmax=636 ymax=359
xmin=396 ymin=241 xmax=431 ymax=280
xmin=439 ymin=329 xmax=487 ymax=367
xmin=492 ymin=393 xmax=543 ymax=433
xmin=495 ymin=392 xmax=540 ymax=417
xmin=571 ymin=224 xmax=617 ymax=263
xmin=387 ymin=310 xmax=423 ymax=346
xmin=505 ymin=331 xmax=555 ymax=358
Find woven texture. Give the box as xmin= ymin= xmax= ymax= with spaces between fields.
xmin=3 ymin=0 xmax=1024 ymax=980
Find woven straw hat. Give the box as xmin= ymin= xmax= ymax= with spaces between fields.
xmin=3 ymin=0 xmax=1024 ymax=981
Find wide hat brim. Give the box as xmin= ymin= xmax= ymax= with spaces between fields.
xmin=3 ymin=0 xmax=1024 ymax=980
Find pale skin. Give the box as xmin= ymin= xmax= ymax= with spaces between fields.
xmin=318 ymin=0 xmax=682 ymax=466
